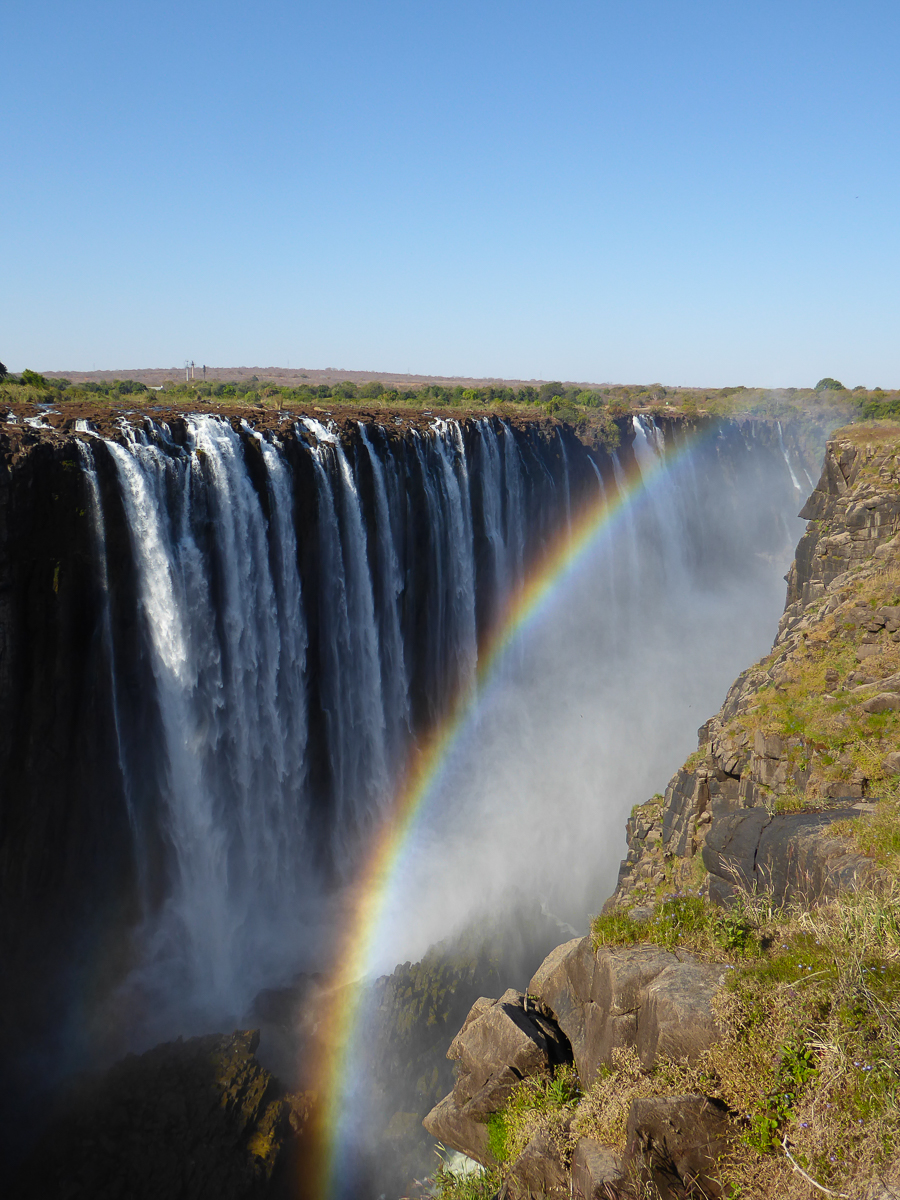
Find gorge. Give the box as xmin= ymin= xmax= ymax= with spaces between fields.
xmin=0 ymin=404 xmax=824 ymax=1193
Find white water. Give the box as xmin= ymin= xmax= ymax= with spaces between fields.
xmin=777 ymin=419 xmax=803 ymax=492
xmin=78 ymin=412 xmax=809 ymax=1040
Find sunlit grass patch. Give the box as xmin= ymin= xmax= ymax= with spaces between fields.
xmin=592 ymin=893 xmax=765 ymax=959
xmin=486 ymin=1064 xmax=581 ymax=1165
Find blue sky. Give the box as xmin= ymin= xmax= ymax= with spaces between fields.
xmin=4 ymin=1 xmax=899 ymax=386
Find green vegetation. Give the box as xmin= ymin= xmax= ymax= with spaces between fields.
xmin=1 ymin=369 xmax=894 ymax=428
xmin=432 ymin=1158 xmax=501 ymax=1200
xmin=486 ymin=1065 xmax=581 ymax=1164
xmin=490 ymin=886 xmax=900 ymax=1200
xmin=713 ymin=560 xmax=900 ymax=833
xmin=591 ymin=892 xmax=759 ymax=957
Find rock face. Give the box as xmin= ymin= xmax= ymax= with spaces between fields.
xmin=612 ymin=430 xmax=900 ymax=917
xmin=425 ymin=426 xmax=900 ymax=1199
xmin=528 ymin=940 xmax=724 ymax=1084
xmin=423 ymin=988 xmax=572 ymax=1165
xmin=11 ymin=1030 xmax=309 ymax=1200
xmin=625 ymin=1094 xmax=732 ymax=1200
xmin=423 ymin=942 xmax=727 ymax=1192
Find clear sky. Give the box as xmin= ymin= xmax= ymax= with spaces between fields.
xmin=4 ymin=1 xmax=898 ymax=386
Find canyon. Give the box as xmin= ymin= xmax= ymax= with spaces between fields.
xmin=0 ymin=401 xmax=830 ymax=1194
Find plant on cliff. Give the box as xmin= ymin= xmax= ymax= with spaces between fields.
xmin=591 ymin=892 xmax=763 ymax=959
xmin=584 ymin=884 xmax=900 ymax=1197
xmin=432 ymin=1157 xmax=501 ymax=1200
xmin=710 ymin=560 xmax=900 ymax=809
xmin=486 ymin=1064 xmax=581 ymax=1165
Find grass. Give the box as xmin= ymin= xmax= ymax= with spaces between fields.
xmin=584 ymin=886 xmax=900 ymax=1199
xmin=431 ymin=1158 xmax=501 ymax=1200
xmin=703 ymin=561 xmax=900 ymax=814
xmin=591 ymin=892 xmax=761 ymax=958
xmin=486 ymin=1065 xmax=581 ymax=1165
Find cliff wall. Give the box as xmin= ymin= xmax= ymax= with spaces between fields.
xmin=612 ymin=425 xmax=900 ymax=916
xmin=0 ymin=404 xmax=827 ymax=1189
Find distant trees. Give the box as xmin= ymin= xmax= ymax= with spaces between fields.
xmin=21 ymin=369 xmax=48 ymax=389
xmin=815 ymin=377 xmax=845 ymax=392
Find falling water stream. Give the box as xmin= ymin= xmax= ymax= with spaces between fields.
xmin=51 ymin=412 xmax=812 ymax=1047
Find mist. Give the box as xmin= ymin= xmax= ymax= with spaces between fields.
xmin=2 ymin=411 xmax=818 ymax=1188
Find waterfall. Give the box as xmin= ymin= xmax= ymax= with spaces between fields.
xmin=74 ymin=439 xmax=134 ymax=843
xmin=302 ymin=419 xmax=389 ymax=859
xmin=557 ymin=428 xmax=572 ymax=531
xmin=500 ymin=421 xmax=526 ymax=587
xmin=777 ymin=419 xmax=803 ymax=492
xmin=476 ymin=419 xmax=509 ymax=624
xmin=586 ymin=454 xmax=605 ymax=497
xmin=4 ymin=409 xmax=810 ymax=1045
xmin=358 ymin=424 xmax=410 ymax=768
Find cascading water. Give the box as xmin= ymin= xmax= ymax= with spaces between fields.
xmin=1 ymin=409 xmax=820 ymax=1098
xmin=777 ymin=419 xmax=804 ymax=493
xmin=69 ymin=412 xmax=564 ymax=1034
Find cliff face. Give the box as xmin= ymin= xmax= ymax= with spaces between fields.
xmin=427 ymin=425 xmax=900 ymax=1200
xmin=612 ymin=426 xmax=900 ymax=916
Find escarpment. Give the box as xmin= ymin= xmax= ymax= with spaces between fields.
xmin=613 ymin=427 xmax=900 ymax=916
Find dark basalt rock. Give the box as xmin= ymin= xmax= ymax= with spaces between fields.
xmin=506 ymin=1129 xmax=570 ymax=1199
xmin=422 ymin=989 xmax=573 ymax=1166
xmin=571 ymin=1138 xmax=623 ymax=1199
xmin=702 ymin=805 xmax=880 ymax=907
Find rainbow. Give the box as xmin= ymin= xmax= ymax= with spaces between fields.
xmin=310 ymin=418 xmax=703 ymax=1198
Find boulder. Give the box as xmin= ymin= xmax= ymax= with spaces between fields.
xmin=863 ymin=692 xmax=900 ymax=714
xmin=529 ymin=940 xmax=724 ymax=1083
xmin=638 ymin=964 xmax=725 ymax=1067
xmin=448 ymin=989 xmax=572 ymax=1119
xmin=506 ymin=1130 xmax=569 ymax=1200
xmin=422 ymin=1093 xmax=494 ymax=1167
xmin=423 ymin=990 xmax=572 ymax=1167
xmin=703 ymin=807 xmax=877 ymax=906
xmin=624 ymin=1094 xmax=733 ymax=1199
xmin=571 ymin=1138 xmax=623 ymax=1199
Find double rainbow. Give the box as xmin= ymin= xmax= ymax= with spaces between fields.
xmin=310 ymin=418 xmax=700 ymax=1197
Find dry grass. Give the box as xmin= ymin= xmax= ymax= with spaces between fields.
xmin=581 ymin=887 xmax=900 ymax=1198
xmin=715 ymin=564 xmax=900 ymax=813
